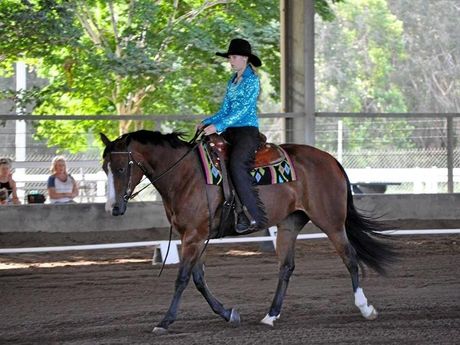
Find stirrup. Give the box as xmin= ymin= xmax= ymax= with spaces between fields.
xmin=235 ymin=213 xmax=258 ymax=233
xmin=235 ymin=220 xmax=258 ymax=233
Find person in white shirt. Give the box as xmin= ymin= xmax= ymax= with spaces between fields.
xmin=47 ymin=156 xmax=78 ymax=204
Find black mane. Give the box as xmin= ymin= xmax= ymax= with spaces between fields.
xmin=103 ymin=130 xmax=190 ymax=158
xmin=124 ymin=130 xmax=190 ymax=148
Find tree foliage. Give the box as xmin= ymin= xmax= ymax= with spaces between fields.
xmin=4 ymin=0 xmax=442 ymax=153
xmin=387 ymin=0 xmax=460 ymax=148
xmin=315 ymin=0 xmax=459 ymax=151
xmin=316 ymin=0 xmax=414 ymax=150
xmin=387 ymin=0 xmax=459 ymax=114
xmin=0 ymin=0 xmax=281 ymax=152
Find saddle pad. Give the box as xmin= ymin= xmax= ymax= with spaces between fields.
xmin=198 ymin=143 xmax=297 ymax=186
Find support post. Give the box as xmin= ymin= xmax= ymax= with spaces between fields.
xmin=446 ymin=116 xmax=454 ymax=193
xmin=303 ymin=0 xmax=315 ymax=145
xmin=15 ymin=62 xmax=27 ymax=201
xmin=281 ymin=0 xmax=315 ymax=145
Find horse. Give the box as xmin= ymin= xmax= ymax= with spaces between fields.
xmin=100 ymin=129 xmax=396 ymax=334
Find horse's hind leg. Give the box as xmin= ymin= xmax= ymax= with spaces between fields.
xmin=261 ymin=212 xmax=308 ymax=327
xmin=192 ymin=261 xmax=240 ymax=326
xmin=325 ymin=228 xmax=378 ymax=320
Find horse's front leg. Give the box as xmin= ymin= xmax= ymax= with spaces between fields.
xmin=153 ymin=238 xmax=202 ymax=334
xmin=261 ymin=221 xmax=300 ymax=327
xmin=153 ymin=261 xmax=193 ymax=334
xmin=192 ymin=262 xmax=240 ymax=326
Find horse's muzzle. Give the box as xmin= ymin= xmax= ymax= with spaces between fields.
xmin=112 ymin=204 xmax=126 ymax=216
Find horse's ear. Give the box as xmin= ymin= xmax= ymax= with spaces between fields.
xmin=100 ymin=133 xmax=111 ymax=146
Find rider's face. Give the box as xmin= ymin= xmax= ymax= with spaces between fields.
xmin=228 ymin=55 xmax=248 ymax=73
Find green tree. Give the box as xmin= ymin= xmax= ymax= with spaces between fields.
xmin=387 ymin=0 xmax=460 ymax=149
xmin=1 ymin=0 xmax=280 ymax=151
xmin=388 ymin=0 xmax=459 ymax=115
xmin=316 ymin=0 xmax=414 ymax=151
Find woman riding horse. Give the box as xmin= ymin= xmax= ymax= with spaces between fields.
xmin=198 ymin=38 xmax=267 ymax=233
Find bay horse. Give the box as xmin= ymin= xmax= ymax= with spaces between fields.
xmin=100 ymin=129 xmax=395 ymax=334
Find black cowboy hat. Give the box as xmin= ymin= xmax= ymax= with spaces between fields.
xmin=216 ymin=38 xmax=262 ymax=67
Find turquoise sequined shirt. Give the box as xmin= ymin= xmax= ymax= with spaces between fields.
xmin=202 ymin=66 xmax=260 ymax=133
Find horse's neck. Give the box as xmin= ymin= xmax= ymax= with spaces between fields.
xmin=147 ymin=146 xmax=199 ymax=203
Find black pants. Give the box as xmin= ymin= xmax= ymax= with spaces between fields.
xmin=222 ymin=126 xmax=267 ymax=226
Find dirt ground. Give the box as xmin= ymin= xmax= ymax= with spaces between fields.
xmin=0 ymin=225 xmax=459 ymax=345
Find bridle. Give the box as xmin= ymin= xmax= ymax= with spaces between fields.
xmin=106 ymin=130 xmax=211 ymax=276
xmin=108 ymin=151 xmax=140 ymax=202
xmin=108 ymin=131 xmax=204 ymax=202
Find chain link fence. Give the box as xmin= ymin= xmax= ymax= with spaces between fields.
xmin=315 ymin=116 xmax=459 ymax=193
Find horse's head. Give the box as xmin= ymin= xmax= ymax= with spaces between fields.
xmin=100 ymin=133 xmax=145 ymax=216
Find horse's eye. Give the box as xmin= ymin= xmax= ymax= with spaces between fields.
xmin=117 ymin=167 xmax=125 ymax=173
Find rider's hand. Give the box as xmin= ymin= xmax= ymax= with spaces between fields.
xmin=203 ymin=125 xmax=217 ymax=136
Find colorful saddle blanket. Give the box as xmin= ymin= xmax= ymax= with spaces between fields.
xmin=198 ymin=143 xmax=297 ymax=186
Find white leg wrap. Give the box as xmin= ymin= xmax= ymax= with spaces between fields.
xmin=354 ymin=288 xmax=378 ymax=320
xmin=260 ymin=313 xmax=280 ymax=327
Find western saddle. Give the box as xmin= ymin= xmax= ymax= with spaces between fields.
xmin=206 ymin=133 xmax=285 ymax=169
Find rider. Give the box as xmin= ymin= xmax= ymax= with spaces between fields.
xmin=198 ymin=38 xmax=267 ymax=233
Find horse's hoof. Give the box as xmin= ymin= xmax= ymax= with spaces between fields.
xmin=152 ymin=326 xmax=168 ymax=335
xmin=228 ymin=308 xmax=241 ymax=327
xmin=363 ymin=305 xmax=378 ymax=320
xmin=260 ymin=313 xmax=280 ymax=327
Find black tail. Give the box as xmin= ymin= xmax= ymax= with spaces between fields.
xmin=337 ymin=163 xmax=398 ymax=276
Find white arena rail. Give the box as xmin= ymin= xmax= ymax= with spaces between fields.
xmin=1 ymin=228 xmax=460 ymax=265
